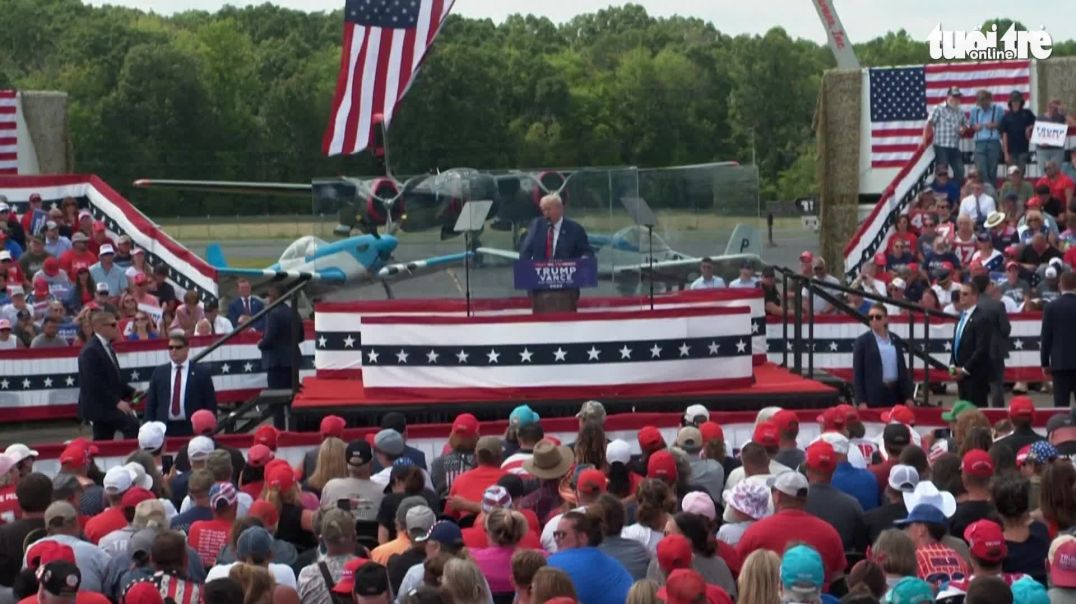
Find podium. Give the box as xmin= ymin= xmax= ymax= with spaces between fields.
xmin=514 ymin=258 xmax=598 ymax=314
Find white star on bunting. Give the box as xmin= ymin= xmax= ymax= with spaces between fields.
xmin=752 ymin=322 xmax=759 ymax=334
xmin=426 ymin=350 xmax=439 ymax=363
xmin=343 ymin=335 xmax=356 ymax=348
xmin=708 ymin=342 xmax=720 ymax=355
xmin=0 ymin=379 xmax=8 ymax=389
xmin=736 ymin=340 xmax=747 ymax=353
xmin=619 ymin=345 xmax=632 ymax=359
xmin=678 ymin=343 xmax=690 ymax=357
xmin=367 ymin=350 xmax=380 ymax=363
xmin=587 ymin=347 xmax=601 ymax=361
xmin=1013 ymin=340 xmax=1023 ymax=350
xmin=43 ymin=377 xmax=52 ymax=388
xmin=553 ymin=348 xmax=568 ymax=362
xmin=519 ymin=348 xmax=533 ymax=363
xmin=22 ymin=379 xmax=31 ymax=389
xmin=829 ymin=341 xmax=839 ymax=352
xmin=221 ymin=363 xmax=231 ymax=374
xmin=243 ymin=362 xmax=254 ymax=373
xmin=130 ymin=370 xmax=140 ymax=381
xmin=65 ymin=377 xmax=74 ymax=387
xmin=396 ymin=350 xmax=409 ymax=363
xmin=487 ymin=349 xmax=501 ymax=364
xmin=318 ymin=336 xmax=328 ymax=348
xmin=650 ymin=344 xmax=662 ymax=358
xmin=456 ymin=350 xmax=469 ymax=363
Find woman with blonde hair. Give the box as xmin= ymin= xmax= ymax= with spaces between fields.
xmin=228 ymin=563 xmax=275 ymax=604
xmin=261 ymin=463 xmax=317 ymax=550
xmin=529 ymin=567 xmax=577 ymax=604
xmin=626 ymin=579 xmax=660 ymax=604
xmin=442 ymin=558 xmax=491 ymax=604
xmin=736 ymin=549 xmax=780 ymax=604
xmin=871 ymin=529 xmax=918 ymax=588
xmin=472 ymin=509 xmax=528 ymax=595
xmin=953 ymin=409 xmax=991 ymax=451
xmin=305 ymin=437 xmax=347 ymax=496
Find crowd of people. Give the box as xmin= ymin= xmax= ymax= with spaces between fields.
xmin=0 ymin=399 xmax=1071 ymax=604
xmin=0 ymin=193 xmax=260 ymax=350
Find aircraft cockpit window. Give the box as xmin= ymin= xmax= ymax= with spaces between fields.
xmin=280 ymin=235 xmax=327 ymax=261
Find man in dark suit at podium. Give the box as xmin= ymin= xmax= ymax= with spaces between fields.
xmin=1042 ymin=271 xmax=1076 ymax=406
xmin=145 ymin=332 xmax=218 ymax=436
xmin=519 ymin=193 xmax=593 ymax=312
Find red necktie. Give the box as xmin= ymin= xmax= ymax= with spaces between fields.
xmin=244 ymin=298 xmax=250 ymax=315
xmin=171 ymin=364 xmax=183 ymax=417
xmin=546 ymin=225 xmax=554 ymax=260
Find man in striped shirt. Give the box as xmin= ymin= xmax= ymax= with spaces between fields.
xmin=924 ymin=86 xmax=970 ymax=183
xmin=502 ymin=423 xmax=544 ymax=477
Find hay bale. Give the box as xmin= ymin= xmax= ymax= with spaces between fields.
xmin=815 ymin=69 xmax=861 ymax=271
xmin=1037 ymin=56 xmax=1076 ymax=113
xmin=20 ymin=91 xmax=71 ymax=174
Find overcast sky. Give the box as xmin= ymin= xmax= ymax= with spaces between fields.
xmin=82 ymin=0 xmax=1076 ymax=44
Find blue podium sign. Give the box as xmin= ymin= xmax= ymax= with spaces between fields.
xmin=514 ymin=258 xmax=599 ymax=290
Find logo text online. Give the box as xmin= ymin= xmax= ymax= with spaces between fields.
xmin=928 ymin=24 xmax=1052 ymax=61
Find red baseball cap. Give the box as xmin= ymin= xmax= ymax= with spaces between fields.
xmin=800 ymin=251 xmax=814 ymax=263
xmin=576 ymin=469 xmax=607 ymax=496
xmin=132 ymin=272 xmax=147 ymax=285
xmin=1049 ymin=536 xmax=1076 ymax=588
xmin=43 ymin=257 xmax=59 ymax=276
xmin=1009 ymin=396 xmax=1035 ymax=421
xmin=266 ymin=465 xmax=296 ymax=491
xmin=332 ymin=558 xmax=371 ymax=594
xmin=638 ymin=426 xmax=666 ymax=453
xmin=805 ymin=441 xmax=837 ymax=473
xmin=254 ymin=425 xmax=279 ymax=450
xmin=882 ymin=404 xmax=916 ymax=426
xmin=657 ymin=534 xmax=693 ymax=573
xmin=964 ymin=519 xmax=1007 ymax=563
xmin=836 ymin=403 xmax=860 ymax=422
xmin=1027 ymin=197 xmax=1043 ymax=209
xmin=247 ymin=444 xmax=274 ymax=469
xmin=452 ymin=413 xmax=479 ymax=438
xmin=249 ymin=499 xmax=280 ymax=527
xmin=699 ymin=421 xmax=724 ymax=443
xmin=121 ymin=487 xmax=155 ymax=509
xmin=657 ymin=569 xmax=708 ymax=604
xmin=647 ymin=450 xmax=678 ymax=482
xmin=320 ymin=415 xmax=346 ymax=439
xmin=33 ymin=278 xmax=48 ymax=297
xmin=752 ymin=421 xmax=779 ymax=448
xmin=962 ymin=449 xmax=995 ymax=478
xmin=59 ymin=441 xmax=90 ymax=467
xmin=26 ymin=540 xmax=75 ymax=569
xmin=816 ymin=407 xmax=846 ymax=432
xmin=771 ymin=410 xmax=799 ymax=435
xmin=190 ymin=410 xmax=217 ymax=436
xmin=873 ymin=253 xmax=887 ymax=266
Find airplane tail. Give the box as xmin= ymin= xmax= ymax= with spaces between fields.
xmin=206 ymin=243 xmax=229 ymax=268
xmin=723 ymin=224 xmax=761 ymax=257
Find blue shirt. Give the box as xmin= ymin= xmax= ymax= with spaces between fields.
xmin=833 ymin=462 xmax=880 ymax=511
xmin=874 ymin=332 xmax=899 ymax=383
xmin=548 ymin=547 xmax=633 ymax=604
xmin=971 ymin=104 xmax=1004 ymax=142
xmin=89 ymin=262 xmax=128 ymax=297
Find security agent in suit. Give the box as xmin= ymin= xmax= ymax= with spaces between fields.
xmin=972 ymin=275 xmax=1012 ymax=408
xmin=950 ymin=281 xmax=997 ymax=407
xmin=258 ymin=284 xmax=303 ymax=427
xmin=1042 ymin=270 xmax=1076 ymax=406
xmin=853 ymin=303 xmax=914 ymax=408
xmin=519 ymin=193 xmax=593 ymax=310
xmin=227 ymin=278 xmax=265 ymax=330
xmin=145 ymin=332 xmax=218 ymax=436
xmin=77 ymin=310 xmax=139 ymax=440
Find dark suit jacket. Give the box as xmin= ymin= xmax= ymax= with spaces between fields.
xmin=77 ymin=336 xmax=135 ymax=423
xmin=259 ymin=303 xmax=303 ymax=369
xmin=977 ymin=297 xmax=1012 ymax=363
xmin=852 ymin=330 xmax=913 ymax=405
xmin=1042 ymin=293 xmax=1076 ymax=371
xmin=144 ymin=361 xmax=218 ymax=423
xmin=227 ymin=296 xmax=265 ymax=330
xmin=951 ymin=307 xmax=995 ymax=378
xmin=519 ymin=217 xmax=593 ymax=260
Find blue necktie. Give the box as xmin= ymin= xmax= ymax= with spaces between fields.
xmin=954 ymin=310 xmax=968 ymax=353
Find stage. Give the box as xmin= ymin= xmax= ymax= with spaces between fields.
xmin=290 ymin=362 xmax=839 ymax=428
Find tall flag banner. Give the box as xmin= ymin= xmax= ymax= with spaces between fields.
xmin=0 ymin=91 xmax=16 ymax=174
xmin=323 ymin=0 xmax=454 ymax=156
xmin=868 ymin=61 xmax=1030 ymax=168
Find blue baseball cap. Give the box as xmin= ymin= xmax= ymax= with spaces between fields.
xmin=509 ymin=405 xmax=540 ymax=428
xmin=894 ymin=503 xmax=948 ymax=527
xmin=237 ymin=526 xmax=273 ymax=561
xmin=1010 ymin=576 xmax=1049 ymax=604
xmin=884 ymin=577 xmax=935 ymax=604
xmin=780 ymin=544 xmax=824 ymax=589
xmin=417 ymin=520 xmax=463 ymax=548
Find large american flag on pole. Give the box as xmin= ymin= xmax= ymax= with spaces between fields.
xmin=322 ymin=0 xmax=454 ymax=156
xmin=868 ymin=61 xmax=1031 ymax=168
xmin=0 ymin=91 xmax=16 ymax=174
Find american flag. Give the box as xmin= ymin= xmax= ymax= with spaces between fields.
xmin=0 ymin=90 xmax=16 ymax=174
xmin=868 ymin=61 xmax=1031 ymax=168
xmin=322 ymin=0 xmax=454 ymax=156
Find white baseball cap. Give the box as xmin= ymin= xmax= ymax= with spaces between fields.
xmin=888 ymin=464 xmax=920 ymax=493
xmin=137 ymin=421 xmax=167 ymax=452
xmin=683 ymin=404 xmax=710 ymax=424
xmin=123 ymin=462 xmax=154 ymax=490
xmin=187 ymin=436 xmax=215 ymax=461
xmin=95 ymin=283 xmax=110 ymax=294
xmin=772 ymin=471 xmax=809 ymax=497
xmin=812 ymin=431 xmax=850 ymax=456
xmin=98 ymin=244 xmax=115 ymax=256
xmin=606 ymin=439 xmax=632 ymax=465
xmin=103 ymin=466 xmax=133 ymax=494
xmin=4 ymin=443 xmax=38 ymax=464
xmin=0 ymin=251 xmax=10 ymax=262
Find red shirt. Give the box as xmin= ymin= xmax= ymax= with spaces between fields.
xmin=59 ymin=249 xmax=98 ymax=280
xmin=84 ymin=507 xmax=126 ymax=544
xmin=1037 ymin=174 xmax=1075 ymax=204
xmin=0 ymin=485 xmax=20 ymax=524
xmin=1064 ymin=246 xmax=1076 ymax=268
xmin=240 ymin=481 xmax=263 ymax=499
xmin=20 ymin=593 xmax=111 ymax=604
xmin=188 ymin=518 xmax=233 ymax=568
xmin=736 ymin=509 xmax=847 ymax=583
xmin=870 ymin=458 xmax=896 ymax=494
xmin=462 ymin=525 xmax=543 ymax=550
xmin=446 ymin=465 xmax=508 ymax=518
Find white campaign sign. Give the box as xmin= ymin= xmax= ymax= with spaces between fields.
xmin=1031 ymin=121 xmax=1069 ymax=147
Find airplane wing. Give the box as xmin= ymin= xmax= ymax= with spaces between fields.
xmin=612 ymin=254 xmax=764 ymax=285
xmin=213 ymin=266 xmax=345 ymax=299
xmin=375 ymin=252 xmax=472 ymax=283
xmin=133 ymin=179 xmax=313 ymax=197
xmin=474 ymin=247 xmax=520 ymax=262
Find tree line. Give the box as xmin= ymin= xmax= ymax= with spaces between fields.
xmin=0 ymin=2 xmax=1071 ymax=215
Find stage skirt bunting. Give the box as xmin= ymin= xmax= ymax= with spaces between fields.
xmin=21 ymin=406 xmax=1068 ymax=478
xmin=0 ymin=331 xmax=316 ymax=421
xmin=313 ymin=289 xmax=766 ymax=377
xmin=765 ymin=312 xmax=1046 ymax=382
xmin=359 ymin=307 xmax=755 ymax=400
xmin=0 ymin=175 xmax=220 ymax=300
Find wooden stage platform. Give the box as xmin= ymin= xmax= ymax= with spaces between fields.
xmin=290 ymin=363 xmax=839 ymax=429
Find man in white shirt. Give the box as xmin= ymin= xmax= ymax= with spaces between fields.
xmin=690 ymin=257 xmax=725 ymax=289
xmin=959 ymin=178 xmax=997 ymax=226
xmin=729 ymin=261 xmax=759 ymax=288
xmin=0 ymin=319 xmax=17 ymax=349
